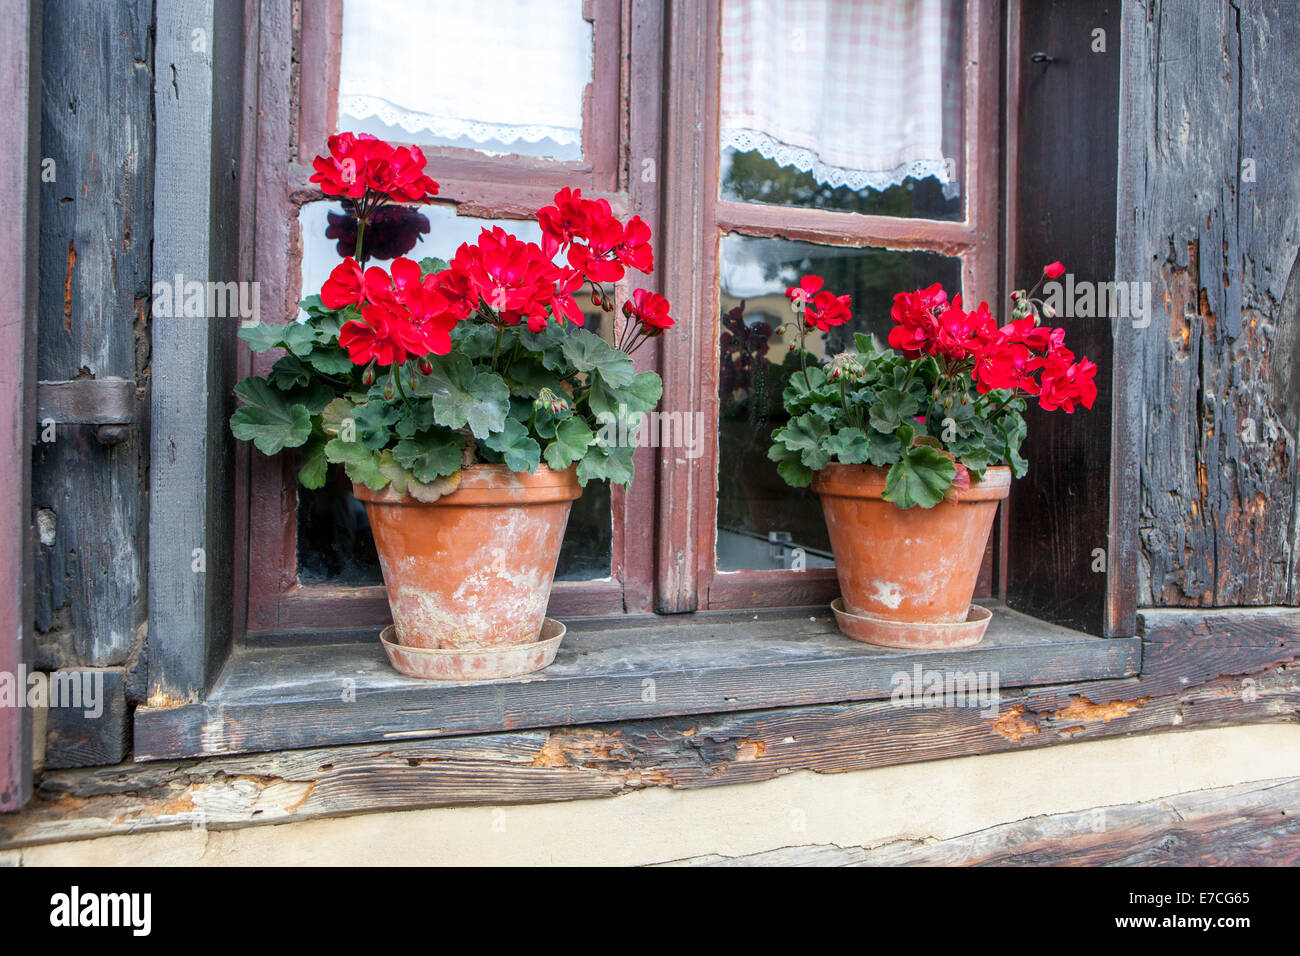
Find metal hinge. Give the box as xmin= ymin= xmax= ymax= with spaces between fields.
xmin=36 ymin=378 xmax=137 ymax=445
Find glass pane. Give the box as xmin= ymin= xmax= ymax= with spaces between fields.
xmin=295 ymin=202 xmax=612 ymax=585
xmin=719 ymin=0 xmax=965 ymax=219
xmin=337 ymin=0 xmax=592 ymax=161
xmin=716 ymin=235 xmax=961 ymax=571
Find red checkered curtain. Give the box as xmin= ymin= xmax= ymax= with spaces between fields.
xmin=721 ymin=0 xmax=964 ymax=194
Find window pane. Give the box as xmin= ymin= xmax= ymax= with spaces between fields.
xmin=295 ymin=202 xmax=612 ymax=585
xmin=719 ymin=0 xmax=965 ymax=219
xmin=716 ymin=235 xmax=961 ymax=571
xmin=337 ymin=0 xmax=592 ymax=161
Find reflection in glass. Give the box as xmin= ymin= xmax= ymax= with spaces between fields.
xmin=294 ymin=204 xmax=612 ymax=585
xmin=337 ymin=0 xmax=592 ymax=161
xmin=715 ymin=235 xmax=962 ymax=571
xmin=719 ymin=0 xmax=965 ymax=219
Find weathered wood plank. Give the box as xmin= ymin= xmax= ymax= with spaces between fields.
xmin=3 ymin=648 xmax=1296 ymax=850
xmin=41 ymin=669 xmax=128 ymax=770
xmin=132 ymin=606 xmax=1142 ymax=759
xmin=0 ymin=0 xmax=41 ymax=812
xmin=1133 ymin=0 xmax=1300 ymax=606
xmin=658 ymin=776 xmax=1300 ymax=866
xmin=147 ymin=0 xmax=244 ymax=703
xmin=32 ymin=0 xmax=152 ymax=670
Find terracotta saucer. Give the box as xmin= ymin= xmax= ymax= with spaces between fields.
xmin=380 ymin=618 xmax=566 ymax=681
xmin=830 ymin=599 xmax=992 ymax=650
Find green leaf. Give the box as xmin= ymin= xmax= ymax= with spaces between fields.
xmin=775 ymin=413 xmax=831 ymax=471
xmin=588 ymin=370 xmax=663 ymax=423
xmin=418 ymin=257 xmax=451 ymax=276
xmin=415 ymin=353 xmax=510 ymax=439
xmin=391 ymin=430 xmax=464 ymax=483
xmin=377 ymin=449 xmax=461 ymax=502
xmin=238 ymin=323 xmax=285 ymax=353
xmin=560 ymin=328 xmax=635 ymax=388
xmin=519 ymin=323 xmax=571 ymax=371
xmin=483 ymin=418 xmax=542 ymax=474
xmin=776 ymin=455 xmax=814 ymax=487
xmin=297 ymin=438 xmax=328 ymax=489
xmin=575 ymin=441 xmax=635 ymax=486
xmin=323 ymin=437 xmax=388 ymax=490
xmin=504 ymin=356 xmax=566 ymax=398
xmin=352 ymin=400 xmax=400 ymax=451
xmin=883 ymin=444 xmax=957 ymax=509
xmin=269 ymin=354 xmax=312 ymax=390
xmin=394 ymin=400 xmax=434 ymax=439
xmin=543 ymin=417 xmax=595 ymax=471
xmin=869 ymin=387 xmax=919 ymax=433
xmin=230 ymin=377 xmax=312 ymax=454
xmin=824 ymin=426 xmax=871 ymax=465
xmin=864 ymin=428 xmax=904 ymax=467
xmin=279 ymin=322 xmax=318 ymax=356
xmin=305 ymin=345 xmax=355 ymax=376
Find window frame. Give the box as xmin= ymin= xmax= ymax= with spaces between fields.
xmin=236 ymin=0 xmax=660 ymax=636
xmin=655 ymin=0 xmax=1005 ymax=612
xmin=137 ymin=0 xmax=1142 ymax=760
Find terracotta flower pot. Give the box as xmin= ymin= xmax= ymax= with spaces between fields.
xmin=811 ymin=463 xmax=1010 ymax=649
xmin=353 ymin=464 xmax=581 ymax=677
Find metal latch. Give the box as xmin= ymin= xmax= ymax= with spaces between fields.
xmin=36 ymin=378 xmax=137 ymax=445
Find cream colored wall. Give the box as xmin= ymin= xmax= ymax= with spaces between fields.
xmin=8 ymin=724 xmax=1299 ymax=866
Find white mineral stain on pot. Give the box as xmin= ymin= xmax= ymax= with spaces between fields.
xmin=871 ymin=580 xmax=903 ymax=609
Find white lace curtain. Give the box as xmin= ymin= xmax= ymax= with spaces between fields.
xmin=337 ymin=0 xmax=592 ymax=149
xmin=721 ymin=0 xmax=963 ymax=193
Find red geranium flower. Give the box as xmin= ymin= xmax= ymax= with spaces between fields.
xmin=626 ymin=288 xmax=674 ymax=335
xmin=805 ymin=289 xmax=852 ymax=331
xmin=785 ymin=275 xmax=824 ymax=313
xmin=1043 ymin=261 xmax=1066 ymax=280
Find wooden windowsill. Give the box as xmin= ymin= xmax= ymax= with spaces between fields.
xmin=135 ymin=606 xmax=1141 ymax=760
xmin=134 ymin=605 xmax=1141 ymax=760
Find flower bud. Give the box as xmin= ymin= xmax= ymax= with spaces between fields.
xmin=591 ymin=291 xmax=603 ymax=308
xmin=418 ymin=357 xmax=433 ymax=375
xmin=362 ymin=362 xmax=376 ymax=386
xmin=826 ymin=351 xmax=866 ymax=383
xmin=383 ymin=384 xmax=395 ymax=400
xmin=534 ymin=387 xmax=570 ymax=415
xmin=621 ymin=300 xmax=633 ymax=319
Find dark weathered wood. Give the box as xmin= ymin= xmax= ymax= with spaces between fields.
xmin=1133 ymin=0 xmax=1300 ymax=607
xmin=148 ymin=0 xmax=244 ymax=703
xmin=0 ymin=0 xmax=40 ymax=813
xmin=659 ymin=777 xmax=1300 ymax=866
xmin=134 ymin=605 xmax=1140 ymax=759
xmin=4 ymin=614 xmax=1295 ymax=847
xmin=42 ymin=669 xmax=128 ymax=770
xmin=1005 ymin=0 xmax=1124 ymax=637
xmin=32 ymin=0 xmax=152 ymax=673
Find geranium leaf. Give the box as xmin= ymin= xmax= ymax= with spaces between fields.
xmin=869 ymin=387 xmax=919 ymax=433
xmin=323 ymin=437 xmax=388 ymax=490
xmin=543 ymin=417 xmax=595 ymax=471
xmin=297 ymin=437 xmax=328 ymax=489
xmin=825 ymin=426 xmax=871 ymax=465
xmin=483 ymin=417 xmax=541 ymax=474
xmin=883 ymin=444 xmax=956 ymax=509
xmin=561 ymin=327 xmax=635 ymax=388
xmin=391 ymin=430 xmax=464 ymax=483
xmin=230 ymin=377 xmax=312 ymax=454
xmin=415 ymin=352 xmax=510 ymax=439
